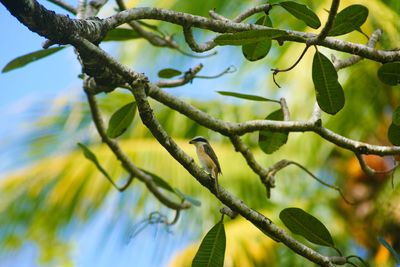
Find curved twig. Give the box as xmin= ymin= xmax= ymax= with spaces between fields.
xmin=85 ymin=87 xmax=190 ymax=210
xmin=156 ymin=65 xmax=235 ymax=88
xmin=47 ymin=0 xmax=76 ymax=14
xmin=270 ymin=160 xmax=354 ymax=205
xmin=229 ymin=135 xmax=271 ymax=196
xmin=104 ymin=7 xmax=400 ymax=62
xmin=182 ymin=26 xmax=217 ymax=53
xmin=313 ymin=0 xmax=340 ymax=44
xmin=195 ymin=65 xmax=236 ymax=79
xmin=232 ymin=4 xmax=272 ymax=22
xmin=271 ymin=45 xmax=310 ymax=75
xmin=147 ymin=84 xmax=400 ymax=156
xmin=130 ymin=79 xmax=340 ymax=267
xmin=332 ymin=29 xmax=383 ymax=70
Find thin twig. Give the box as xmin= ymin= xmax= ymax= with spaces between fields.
xmin=271 ymin=45 xmax=310 ymax=80
xmin=77 ymin=0 xmax=86 ymax=19
xmin=119 ymin=174 xmax=135 ymax=191
xmin=209 ymin=9 xmax=230 ymax=21
xmin=220 ymin=205 xmax=238 ymax=219
xmin=116 ymin=0 xmax=214 ymax=58
xmin=355 ymin=153 xmax=378 ymax=177
xmin=47 ymin=0 xmax=76 ymax=14
xmin=157 ymin=64 xmax=203 ymax=88
xmin=104 ymin=7 xmax=400 ymax=62
xmin=229 ymin=135 xmax=271 ymax=196
xmin=182 ymin=26 xmax=217 ymax=53
xmin=195 ymin=65 xmax=236 ymax=79
xmin=269 ymin=160 xmax=354 ymax=204
xmin=156 ymin=64 xmax=235 ymax=88
xmin=313 ymin=0 xmax=340 ymax=43
xmin=85 ymin=87 xmax=190 ymax=210
xmin=147 ymin=84 xmax=400 ymax=156
xmin=130 ymin=79 xmax=339 ymax=267
xmin=280 ymin=97 xmax=290 ymax=121
xmin=346 ymin=255 xmax=370 ymax=267
xmin=175 ymin=46 xmax=218 ymax=58
xmin=309 ymin=102 xmax=322 ymax=125
xmin=332 ymin=29 xmax=383 ymax=70
xmin=232 ymin=4 xmax=272 ymax=22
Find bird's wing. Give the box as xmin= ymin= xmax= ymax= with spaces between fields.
xmin=203 ymin=144 xmax=222 ymax=173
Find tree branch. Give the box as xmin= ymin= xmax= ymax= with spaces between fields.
xmin=147 ymin=85 xmax=400 ymax=156
xmin=2 ymin=0 xmax=397 ymax=265
xmin=232 ymin=4 xmax=272 ymax=22
xmin=229 ymin=135 xmax=272 ymax=196
xmin=130 ymin=78 xmax=342 ymax=267
xmin=1 ymin=0 xmax=107 ymax=45
xmin=104 ymin=6 xmax=400 ymax=62
xmin=332 ymin=29 xmax=383 ymax=70
xmin=84 ymin=86 xmax=190 ymax=210
xmin=268 ymin=160 xmax=353 ymax=204
xmin=182 ymin=26 xmax=217 ymax=52
xmin=310 ymin=0 xmax=340 ymax=44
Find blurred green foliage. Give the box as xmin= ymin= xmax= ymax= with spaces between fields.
xmin=1 ymin=0 xmax=400 ymax=266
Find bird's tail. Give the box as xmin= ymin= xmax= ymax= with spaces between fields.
xmin=212 ymin=169 xmax=220 ymax=195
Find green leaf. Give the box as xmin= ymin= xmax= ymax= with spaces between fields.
xmin=279 ymin=1 xmax=321 ymax=29
xmin=158 ymin=68 xmax=182 ymax=78
xmin=137 ymin=21 xmax=158 ymax=31
xmin=106 ymin=102 xmax=136 ymax=138
xmin=392 ymin=106 xmax=400 ymax=126
xmin=174 ymin=188 xmax=201 ymax=207
xmin=192 ymin=221 xmax=226 ymax=267
xmin=2 ymin=47 xmax=65 ymax=73
xmin=280 ymin=207 xmax=334 ymax=247
xmin=140 ymin=169 xmax=202 ymax=206
xmin=77 ymin=143 xmax=115 ymax=186
xmin=378 ymin=236 xmax=400 ymax=264
xmin=242 ymin=16 xmax=272 ymax=61
xmin=139 ymin=168 xmax=175 ymax=193
xmin=215 ymin=29 xmax=288 ymax=46
xmin=328 ymin=5 xmax=369 ymax=36
xmin=388 ymin=123 xmax=400 ymax=146
xmin=258 ymin=109 xmax=289 ymax=154
xmin=217 ymin=91 xmax=279 ymax=103
xmin=103 ymin=28 xmax=140 ymax=41
xmin=312 ymin=51 xmax=345 ymax=115
xmin=377 ymin=62 xmax=400 ymax=86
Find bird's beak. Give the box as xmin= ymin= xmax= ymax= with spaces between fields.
xmin=189 ymin=140 xmax=194 ymax=144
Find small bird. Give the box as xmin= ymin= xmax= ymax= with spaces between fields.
xmin=189 ymin=136 xmax=222 ymax=194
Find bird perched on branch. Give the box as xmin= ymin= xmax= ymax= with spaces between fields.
xmin=189 ymin=136 xmax=222 ymax=194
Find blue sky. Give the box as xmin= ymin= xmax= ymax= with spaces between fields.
xmin=0 ymin=1 xmax=262 ymax=266
xmin=0 ymin=2 xmax=227 ymax=266
xmin=0 ymin=2 xmax=193 ymax=267
xmin=0 ymin=2 xmax=83 ymax=173
xmin=0 ymin=3 xmax=81 ymax=108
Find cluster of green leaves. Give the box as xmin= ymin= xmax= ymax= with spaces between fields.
xmin=79 ymin=140 xmax=201 ymax=205
xmin=2 ymin=1 xmax=400 ymax=266
xmin=78 ymin=100 xmax=201 ymax=206
xmin=216 ymin=91 xmax=289 ymax=154
xmin=1 ymin=28 xmax=139 ymax=73
xmin=213 ymin=2 xmax=374 ymax=116
xmin=192 ymin=207 xmax=353 ymax=267
xmin=2 ymin=1 xmax=397 ymax=124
